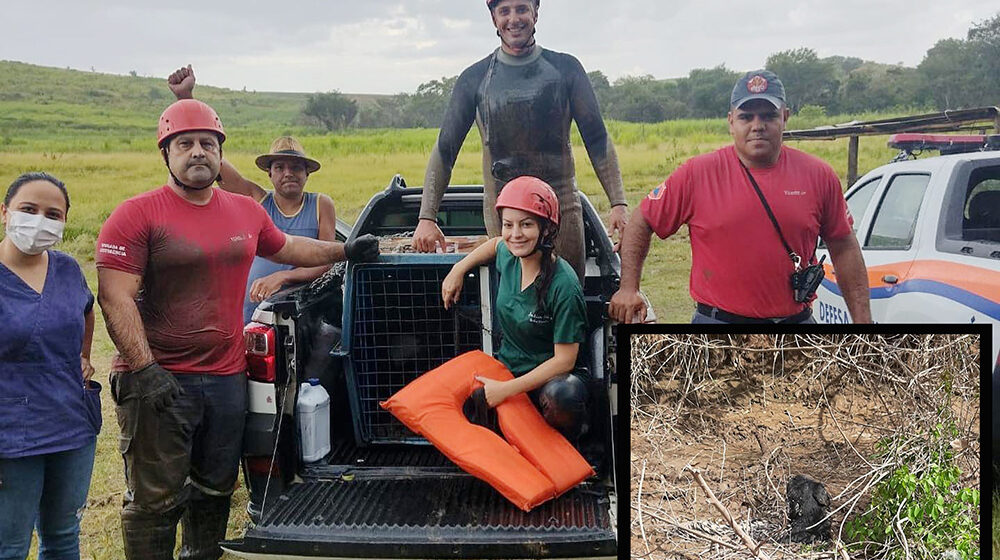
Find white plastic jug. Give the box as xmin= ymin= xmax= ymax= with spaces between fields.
xmin=297 ymin=378 xmax=331 ymax=463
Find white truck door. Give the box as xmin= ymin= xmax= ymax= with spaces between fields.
xmin=816 ymin=173 xmax=882 ymax=324
xmin=855 ymin=172 xmax=933 ymax=321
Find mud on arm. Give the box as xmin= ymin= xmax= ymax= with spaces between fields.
xmin=267 ymin=234 xmax=346 ymax=268
xmin=271 ymin=194 xmax=338 ymax=284
xmin=419 ymin=68 xmax=482 ymax=221
xmin=566 ymin=56 xmax=627 ymax=209
xmin=97 ymin=268 xmax=156 ymax=370
xmin=608 ymin=207 xmax=655 ymax=323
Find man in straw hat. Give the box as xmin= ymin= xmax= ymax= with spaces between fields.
xmin=168 ymin=65 xmax=338 ymax=323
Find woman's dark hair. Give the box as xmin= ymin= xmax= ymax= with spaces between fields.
xmin=5 ymin=172 xmax=70 ymax=212
xmin=533 ymin=217 xmax=559 ymax=314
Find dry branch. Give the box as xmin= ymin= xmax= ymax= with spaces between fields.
xmin=630 ymin=504 xmax=740 ymax=551
xmin=637 ymin=459 xmax=650 ymax=555
xmin=683 ymin=466 xmax=771 ymax=560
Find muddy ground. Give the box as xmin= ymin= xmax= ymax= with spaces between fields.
xmin=629 ymin=334 xmax=980 ymax=560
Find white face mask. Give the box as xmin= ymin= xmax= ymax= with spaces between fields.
xmin=4 ymin=210 xmax=65 ymax=255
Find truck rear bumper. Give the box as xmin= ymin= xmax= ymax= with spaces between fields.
xmin=221 ymin=550 xmax=615 ymax=560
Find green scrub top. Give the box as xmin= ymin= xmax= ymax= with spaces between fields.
xmin=494 ymin=241 xmax=587 ymax=376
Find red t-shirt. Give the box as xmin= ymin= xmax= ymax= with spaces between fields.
xmin=640 ymin=145 xmax=852 ymax=318
xmin=96 ymin=185 xmax=286 ymax=374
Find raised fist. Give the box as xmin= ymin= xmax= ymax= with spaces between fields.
xmin=168 ymin=64 xmax=196 ymax=100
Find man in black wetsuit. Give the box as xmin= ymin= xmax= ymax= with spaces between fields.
xmin=412 ymin=0 xmax=629 ymax=281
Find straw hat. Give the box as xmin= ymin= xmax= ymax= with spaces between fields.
xmin=255 ymin=136 xmax=321 ymax=173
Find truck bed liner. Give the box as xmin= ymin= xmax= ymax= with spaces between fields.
xmin=224 ymin=477 xmax=615 ymax=558
xmin=324 ymin=439 xmax=455 ymax=468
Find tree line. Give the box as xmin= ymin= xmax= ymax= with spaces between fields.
xmin=304 ymin=12 xmax=999 ymax=130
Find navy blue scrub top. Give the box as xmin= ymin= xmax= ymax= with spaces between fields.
xmin=0 ymin=250 xmax=99 ymax=458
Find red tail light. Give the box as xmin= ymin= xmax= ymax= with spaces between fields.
xmin=245 ymin=322 xmax=276 ymax=383
xmin=245 ymin=456 xmax=280 ymax=477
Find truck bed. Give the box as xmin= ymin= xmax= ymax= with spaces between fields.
xmin=224 ymin=438 xmax=615 ymax=559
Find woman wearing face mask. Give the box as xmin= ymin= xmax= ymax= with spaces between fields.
xmin=442 ymin=176 xmax=589 ymax=440
xmin=0 ymin=172 xmax=100 ymax=560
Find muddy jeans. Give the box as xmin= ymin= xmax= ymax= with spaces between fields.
xmin=111 ymin=370 xmax=246 ymax=560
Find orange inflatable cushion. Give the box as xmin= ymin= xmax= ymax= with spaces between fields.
xmin=495 ymin=386 xmax=595 ymax=499
xmin=380 ymin=350 xmax=594 ymax=511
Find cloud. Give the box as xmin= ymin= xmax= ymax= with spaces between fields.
xmin=3 ymin=0 xmax=996 ymax=93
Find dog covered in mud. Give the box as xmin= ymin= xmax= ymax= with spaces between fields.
xmin=787 ymin=474 xmax=831 ymax=543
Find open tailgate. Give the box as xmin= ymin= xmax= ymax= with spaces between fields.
xmin=221 ymin=474 xmax=615 ymax=559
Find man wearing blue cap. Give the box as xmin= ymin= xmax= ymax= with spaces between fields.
xmin=610 ymin=70 xmax=871 ymax=324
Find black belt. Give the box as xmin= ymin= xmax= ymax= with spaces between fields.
xmin=696 ymin=303 xmax=812 ymax=324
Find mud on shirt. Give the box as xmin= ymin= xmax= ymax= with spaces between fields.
xmin=96 ymin=185 xmax=286 ymax=374
xmin=420 ymin=44 xmax=626 ymax=215
xmin=418 ymin=44 xmax=627 ymax=278
xmin=640 ymin=146 xmax=853 ymax=319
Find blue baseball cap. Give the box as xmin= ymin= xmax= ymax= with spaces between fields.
xmin=731 ymin=70 xmax=786 ymax=109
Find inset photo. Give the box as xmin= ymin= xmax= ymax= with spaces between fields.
xmin=629 ymin=333 xmax=981 ymax=560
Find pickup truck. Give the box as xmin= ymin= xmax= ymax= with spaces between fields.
xmin=812 ymin=135 xmax=1000 ymax=375
xmin=222 ymin=177 xmax=620 ymax=559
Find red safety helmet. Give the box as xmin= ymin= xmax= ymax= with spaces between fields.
xmin=157 ymin=99 xmax=226 ymax=148
xmin=495 ymin=176 xmax=559 ymax=225
xmin=486 ymin=0 xmax=539 ymax=9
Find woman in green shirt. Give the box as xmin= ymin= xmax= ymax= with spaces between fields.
xmin=442 ymin=176 xmax=589 ymax=439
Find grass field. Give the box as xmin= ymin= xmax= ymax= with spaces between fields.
xmin=995 ymin=493 xmax=999 ymax=557
xmin=2 ymin=132 xmax=899 ymax=559
xmin=0 ymin=61 xmax=921 ymax=559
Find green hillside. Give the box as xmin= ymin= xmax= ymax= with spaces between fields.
xmin=0 ymin=60 xmax=393 ymax=152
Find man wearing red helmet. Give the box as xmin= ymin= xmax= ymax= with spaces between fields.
xmin=413 ymin=0 xmax=628 ymax=282
xmin=442 ymin=176 xmax=589 ymax=439
xmin=95 ymin=99 xmax=378 ymax=559
xmin=166 ymin=65 xmax=340 ymax=324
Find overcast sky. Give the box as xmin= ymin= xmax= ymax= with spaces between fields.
xmin=4 ymin=0 xmax=995 ymax=94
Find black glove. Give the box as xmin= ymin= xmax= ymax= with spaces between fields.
xmin=345 ymin=234 xmax=380 ymax=262
xmin=132 ymin=362 xmax=182 ymax=412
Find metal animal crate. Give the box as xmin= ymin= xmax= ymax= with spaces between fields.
xmin=344 ymin=256 xmax=492 ymax=444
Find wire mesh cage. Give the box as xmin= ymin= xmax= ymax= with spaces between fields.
xmin=349 ymin=264 xmax=485 ymax=443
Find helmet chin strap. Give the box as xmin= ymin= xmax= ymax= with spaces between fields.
xmin=531 ymin=222 xmax=557 ymax=256
xmin=169 ymin=169 xmax=213 ymax=191
xmin=162 ymin=150 xmax=217 ymax=191
xmin=498 ymin=28 xmax=536 ymax=52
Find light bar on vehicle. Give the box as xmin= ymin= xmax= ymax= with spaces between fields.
xmin=887 ymin=134 xmax=987 ymax=155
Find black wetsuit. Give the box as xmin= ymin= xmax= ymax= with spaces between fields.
xmin=419 ymin=44 xmax=627 ymax=279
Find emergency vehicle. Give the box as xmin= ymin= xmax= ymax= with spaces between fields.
xmin=813 ymin=133 xmax=1000 ymax=373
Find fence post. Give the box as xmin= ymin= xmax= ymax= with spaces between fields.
xmin=847 ymin=136 xmax=859 ymax=187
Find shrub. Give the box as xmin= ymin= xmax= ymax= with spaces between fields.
xmin=845 ymin=420 xmax=979 ymax=559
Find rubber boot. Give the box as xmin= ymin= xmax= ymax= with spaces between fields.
xmin=178 ymin=492 xmax=232 ymax=560
xmin=121 ymin=506 xmax=182 ymax=560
